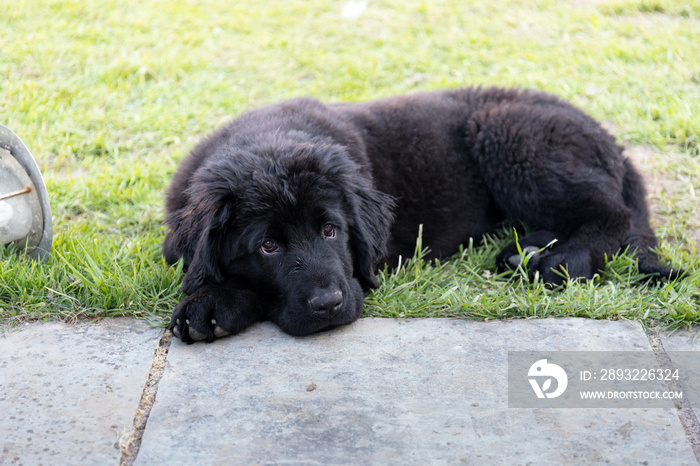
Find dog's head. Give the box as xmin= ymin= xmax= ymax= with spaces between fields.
xmin=163 ymin=139 xmax=394 ymax=335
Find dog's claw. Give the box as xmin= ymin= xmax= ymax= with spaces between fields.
xmin=188 ymin=328 xmax=207 ymax=341
xmin=172 ymin=326 xmax=181 ymax=337
xmin=214 ymin=326 xmax=231 ymax=338
xmin=507 ymin=254 xmax=522 ymax=267
xmin=508 ymin=246 xmax=541 ymax=267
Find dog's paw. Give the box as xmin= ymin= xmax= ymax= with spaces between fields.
xmin=497 ymin=246 xmax=568 ymax=286
xmin=525 ymin=249 xmax=593 ymax=286
xmin=497 ymin=245 xmax=541 ymax=271
xmin=169 ymin=284 xmax=261 ymax=344
xmin=170 ymin=294 xmax=226 ymax=343
xmin=496 ymin=230 xmax=559 ymax=274
xmin=497 ymin=231 xmax=594 ymax=286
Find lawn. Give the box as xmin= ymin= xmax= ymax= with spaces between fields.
xmin=1 ymin=0 xmax=699 ymax=330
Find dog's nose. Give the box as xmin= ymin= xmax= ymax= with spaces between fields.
xmin=309 ymin=289 xmax=343 ymax=317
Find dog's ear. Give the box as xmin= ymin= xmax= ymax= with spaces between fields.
xmin=181 ymin=201 xmax=235 ymax=295
xmin=164 ymin=195 xmax=234 ymax=295
xmin=162 ymin=206 xmax=201 ymax=268
xmin=162 ymin=221 xmax=186 ymax=267
xmin=349 ymin=187 xmax=395 ymax=289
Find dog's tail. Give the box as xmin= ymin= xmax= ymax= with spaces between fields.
xmin=621 ymin=157 xmax=684 ymax=280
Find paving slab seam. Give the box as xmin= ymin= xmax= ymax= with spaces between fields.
xmin=119 ymin=329 xmax=172 ymax=465
xmin=645 ymin=326 xmax=700 ymax=462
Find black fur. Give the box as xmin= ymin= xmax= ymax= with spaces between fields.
xmin=163 ymin=87 xmax=682 ymax=343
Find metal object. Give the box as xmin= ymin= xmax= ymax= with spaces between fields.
xmin=0 ymin=125 xmax=52 ymax=260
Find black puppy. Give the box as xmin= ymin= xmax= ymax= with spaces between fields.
xmin=163 ymin=87 xmax=680 ymax=343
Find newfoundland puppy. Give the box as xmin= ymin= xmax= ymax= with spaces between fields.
xmin=163 ymin=87 xmax=680 ymax=343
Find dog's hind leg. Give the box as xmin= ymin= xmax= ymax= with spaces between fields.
xmin=620 ymin=158 xmax=685 ymax=279
xmin=497 ymin=198 xmax=634 ymax=285
xmin=469 ymin=97 xmax=638 ymax=284
xmin=521 ymin=208 xmax=631 ymax=284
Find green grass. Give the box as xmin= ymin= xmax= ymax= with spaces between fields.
xmin=1 ymin=0 xmax=699 ymax=330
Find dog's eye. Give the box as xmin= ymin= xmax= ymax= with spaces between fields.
xmin=322 ymin=223 xmax=336 ymax=238
xmin=261 ymin=240 xmax=279 ymax=254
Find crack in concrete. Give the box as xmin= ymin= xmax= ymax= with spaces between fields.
xmin=119 ymin=330 xmax=172 ymax=465
xmin=645 ymin=327 xmax=700 ymax=462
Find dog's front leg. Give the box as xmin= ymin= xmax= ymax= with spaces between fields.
xmin=169 ymin=278 xmax=263 ymax=343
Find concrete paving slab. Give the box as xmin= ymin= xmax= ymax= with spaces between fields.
xmin=656 ymin=327 xmax=700 ymax=443
xmin=0 ymin=318 xmax=162 ymax=465
xmin=138 ymin=318 xmax=696 ymax=464
xmin=660 ymin=328 xmax=700 ymax=352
